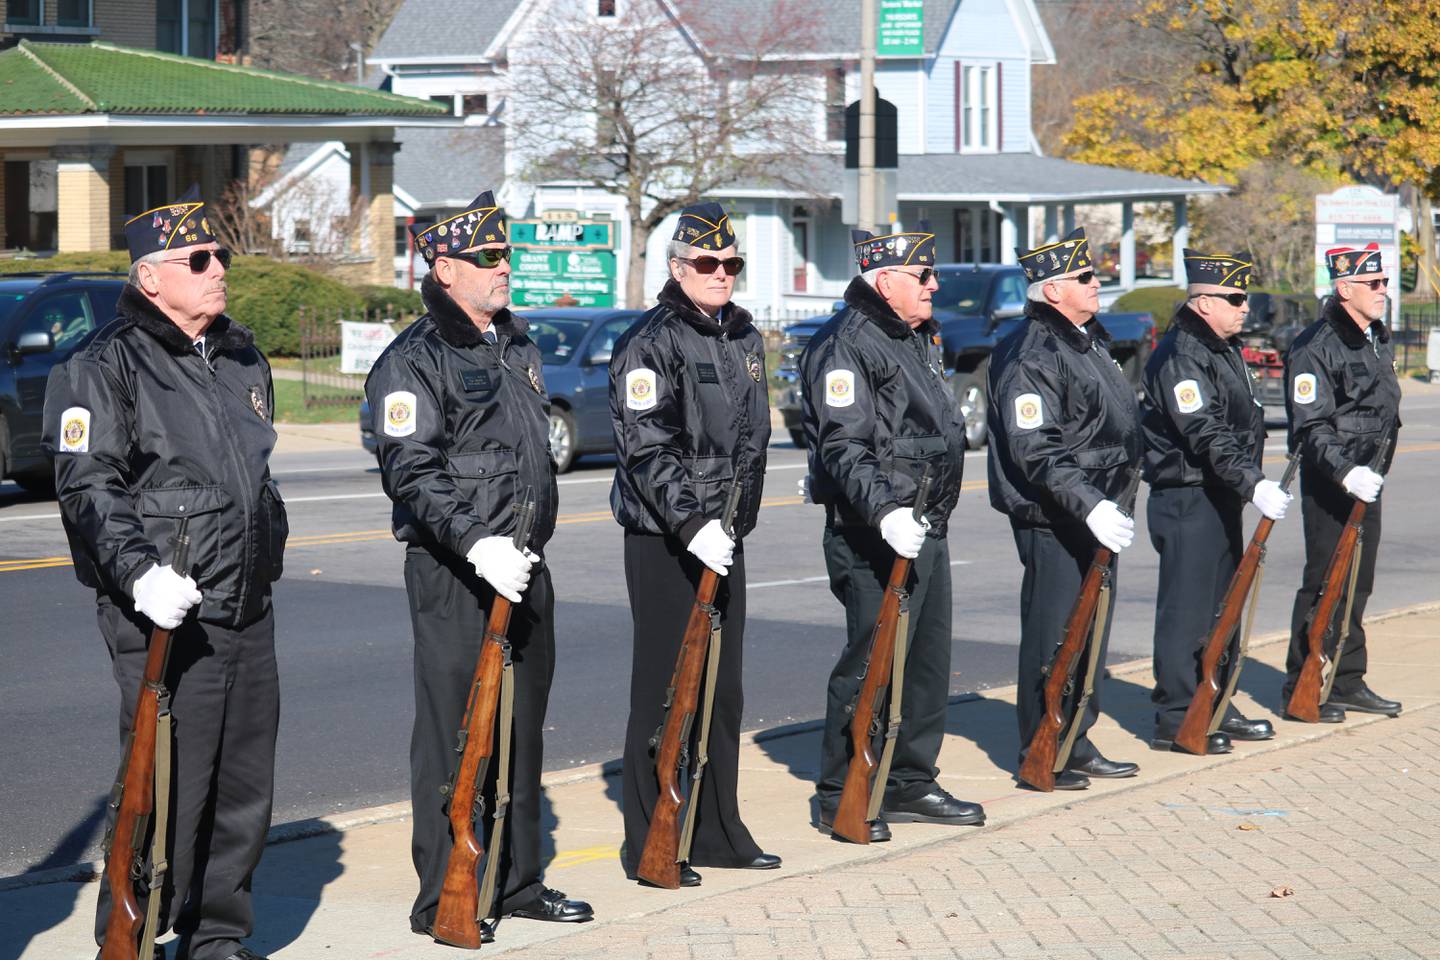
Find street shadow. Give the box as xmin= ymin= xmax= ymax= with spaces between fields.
xmin=0 ymin=795 xmax=108 ymax=960
xmin=944 ymin=694 xmax=1022 ymax=780
xmin=249 ymin=826 xmax=344 ymax=956
xmin=1236 ymin=657 xmax=1290 ymax=717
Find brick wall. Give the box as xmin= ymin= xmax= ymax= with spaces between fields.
xmin=93 ymin=0 xmax=156 ymax=49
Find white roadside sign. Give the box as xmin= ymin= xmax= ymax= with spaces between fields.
xmin=339 ymin=321 xmax=397 ymax=375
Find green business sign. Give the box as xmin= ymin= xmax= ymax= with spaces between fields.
xmin=509 ymin=219 xmax=616 ymax=251
xmin=509 ymin=250 xmax=617 ymax=307
xmin=877 ymin=0 xmax=924 ymax=58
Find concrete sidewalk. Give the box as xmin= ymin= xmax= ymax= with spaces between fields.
xmin=6 ymin=604 xmax=1437 ymax=960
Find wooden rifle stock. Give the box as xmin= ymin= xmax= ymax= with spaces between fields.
xmin=100 ymin=519 xmax=191 ymax=960
xmin=1017 ymin=466 xmax=1141 ymax=792
xmin=433 ymin=492 xmax=536 ymax=948
xmin=1286 ymin=436 xmax=1392 ymax=723
xmin=831 ymin=467 xmax=935 ymax=844
xmin=636 ymin=478 xmax=745 ymax=888
xmin=1174 ymin=453 xmax=1300 ymax=754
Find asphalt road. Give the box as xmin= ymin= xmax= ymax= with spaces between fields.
xmin=3 ymin=393 xmax=1439 ymax=879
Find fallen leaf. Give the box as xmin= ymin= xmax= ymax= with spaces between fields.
xmin=309 ymin=568 xmax=323 ymax=575
xmin=1269 ymin=886 xmax=1294 ymax=898
xmin=945 ymin=912 xmax=958 ymax=919
xmin=1237 ymin=822 xmax=1260 ymax=831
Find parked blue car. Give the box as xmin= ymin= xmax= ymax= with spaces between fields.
xmin=360 ymin=307 xmax=643 ymax=472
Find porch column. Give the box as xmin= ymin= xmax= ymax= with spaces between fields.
xmin=1044 ymin=204 xmax=1058 ymax=242
xmin=0 ymin=157 xmax=7 ymax=249
xmin=1171 ymin=196 xmax=1189 ymax=284
xmin=1119 ymin=200 xmax=1136 ymax=289
xmin=999 ymin=204 xmax=1023 ymax=265
xmin=55 ymin=144 xmax=115 ymax=253
xmin=365 ymin=141 xmax=399 ymax=286
xmin=1062 ymin=203 xmax=1075 ymax=235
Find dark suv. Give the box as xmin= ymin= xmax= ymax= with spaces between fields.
xmin=0 ymin=272 xmax=126 ymax=492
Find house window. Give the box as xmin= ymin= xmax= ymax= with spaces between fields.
xmin=791 ymin=206 xmax=810 ymax=294
xmin=292 ymin=219 xmax=313 ymax=253
xmin=395 ymin=221 xmax=411 ymax=258
xmin=157 ymin=0 xmax=216 ymax=58
xmin=959 ymin=64 xmax=998 ymax=153
xmin=824 ymin=67 xmax=846 ymax=142
xmin=57 ymin=0 xmax=91 ymax=27
xmin=597 ymin=0 xmax=616 ymax=16
xmin=9 ymin=0 xmax=42 ymax=24
xmin=123 ymin=163 xmax=170 ymax=218
xmin=430 ymin=95 xmax=456 ymax=114
xmin=462 ymin=94 xmax=489 ymax=116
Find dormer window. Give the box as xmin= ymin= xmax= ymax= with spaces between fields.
xmin=598 ymin=0 xmax=616 ymax=15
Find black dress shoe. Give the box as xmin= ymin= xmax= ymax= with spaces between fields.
xmin=739 ymin=853 xmax=782 ymax=869
xmin=414 ymin=922 xmax=494 ymax=946
xmin=1150 ymin=732 xmax=1232 ymax=755
xmin=223 ymin=949 xmax=270 ymax=960
xmin=1066 ymin=756 xmax=1139 ymax=779
xmin=638 ymin=865 xmax=702 ymax=887
xmin=817 ymin=808 xmax=891 ymax=842
xmin=505 ymin=887 xmax=594 ymax=923
xmin=881 ymin=786 xmax=985 ymax=826
xmin=1219 ymin=715 xmax=1275 ymax=741
xmin=1328 ymin=685 xmax=1402 ymax=716
xmin=1284 ymin=702 xmax=1345 ymax=723
xmin=97 ymin=947 xmax=165 ymax=960
xmin=1018 ymin=769 xmax=1089 ymax=791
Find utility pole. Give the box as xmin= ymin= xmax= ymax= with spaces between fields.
xmin=858 ymin=0 xmax=876 ymax=232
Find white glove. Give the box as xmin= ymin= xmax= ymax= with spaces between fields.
xmin=132 ymin=562 xmax=202 ymax=629
xmin=797 ymin=475 xmax=813 ymax=503
xmin=879 ymin=508 xmax=928 ymax=559
xmin=1085 ymin=500 xmax=1135 ymax=552
xmin=1250 ymin=479 xmax=1292 ymax=520
xmin=1342 ymin=466 xmax=1383 ymax=503
xmin=466 ymin=536 xmax=535 ymax=602
xmin=687 ymin=519 xmax=735 ymax=575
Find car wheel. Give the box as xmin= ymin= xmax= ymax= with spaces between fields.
xmin=549 ymin=408 xmax=578 ymax=473
xmin=14 ymin=470 xmax=54 ymax=496
xmin=952 ymin=370 xmax=989 ymax=450
xmin=788 ymin=428 xmax=806 ymax=449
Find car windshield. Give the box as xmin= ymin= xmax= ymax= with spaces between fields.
xmin=0 ymin=290 xmax=31 ymax=325
xmin=932 ymin=272 xmax=990 ymax=312
xmin=526 ymin=318 xmax=593 ymax=364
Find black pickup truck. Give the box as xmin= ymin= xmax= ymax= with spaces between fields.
xmin=774 ymin=263 xmax=1156 ymax=448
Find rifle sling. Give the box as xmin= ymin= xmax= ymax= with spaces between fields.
xmin=1054 ymin=582 xmax=1109 ymax=774
xmin=1321 ymin=533 xmax=1365 ymax=704
xmin=867 ymin=589 xmax=910 ymax=821
xmin=1209 ymin=559 xmax=1265 ymax=734
xmin=476 ymin=654 xmax=515 ymax=922
xmin=139 ymin=688 xmax=173 ymax=960
xmin=678 ymin=605 xmax=724 ymax=863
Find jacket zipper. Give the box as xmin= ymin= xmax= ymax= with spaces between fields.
xmin=203 ymin=353 xmax=255 ymax=618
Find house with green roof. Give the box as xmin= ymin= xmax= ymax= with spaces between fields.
xmin=0 ymin=15 xmax=453 ymax=283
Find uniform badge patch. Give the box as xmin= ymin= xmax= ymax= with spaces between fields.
xmin=383 ymin=390 xmax=417 ymax=437
xmin=527 ymin=364 xmax=543 ymax=395
xmin=1173 ymin=379 xmax=1204 ymax=414
xmin=746 ymin=352 xmax=763 ymax=383
xmin=1293 ymin=372 xmax=1318 ymax=405
xmin=250 ymin=386 xmax=267 ymax=420
xmin=59 ymin=406 xmax=91 ymax=453
xmin=825 ymin=369 xmax=855 ymax=408
xmin=1014 ymin=393 xmax=1044 ymax=430
xmin=626 ymin=368 xmax=658 ymax=411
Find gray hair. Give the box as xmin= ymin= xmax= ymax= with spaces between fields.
xmin=860 ymin=267 xmax=885 ymax=288
xmin=1027 ymin=279 xmax=1051 ymax=302
xmin=127 ymin=250 xmax=165 ymax=286
xmin=666 ymin=240 xmax=694 ymax=264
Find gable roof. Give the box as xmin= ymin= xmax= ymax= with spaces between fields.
xmin=669 ymin=0 xmax=960 ymax=57
xmin=395 ymin=126 xmax=507 ymax=209
xmin=370 ymin=0 xmax=524 ymax=61
xmin=0 ymin=40 xmax=447 ymax=116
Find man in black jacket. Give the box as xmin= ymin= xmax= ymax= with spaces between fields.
xmin=1141 ymin=250 xmax=1288 ymax=755
xmin=987 ymin=227 xmax=1142 ymax=790
xmin=44 ymin=186 xmax=286 ymax=960
xmin=801 ymin=228 xmax=979 ymax=841
xmin=365 ymin=190 xmax=591 ymax=943
xmin=611 ymin=202 xmax=779 ymax=886
xmin=1282 ymin=242 xmax=1402 ymax=721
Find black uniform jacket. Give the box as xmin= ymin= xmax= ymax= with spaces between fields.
xmin=1140 ymin=306 xmax=1265 ymax=498
xmin=365 ymin=275 xmax=557 ymax=557
xmin=799 ymin=277 xmax=965 ymax=537
xmin=987 ymin=300 xmax=1142 ymax=528
xmin=608 ymin=280 xmax=770 ymax=543
xmin=1284 ymin=297 xmax=1401 ymax=484
xmin=43 ymin=285 xmax=287 ymax=627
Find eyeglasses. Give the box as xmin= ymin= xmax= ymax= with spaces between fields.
xmin=1347 ymin=277 xmax=1389 ymax=290
xmin=884 ymin=267 xmax=935 ymax=285
xmin=1193 ymin=292 xmax=1248 ymax=307
xmin=162 ymin=248 xmax=232 ymax=272
xmin=676 ymin=256 xmax=745 ymax=277
xmin=1066 ymin=271 xmax=1096 ymax=285
xmin=443 ymin=247 xmax=512 ymax=269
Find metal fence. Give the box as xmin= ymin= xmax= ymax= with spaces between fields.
xmin=748 ymin=304 xmax=837 ymax=334
xmin=1397 ymin=300 xmax=1440 ymax=373
xmin=298 ymin=306 xmax=405 ymax=408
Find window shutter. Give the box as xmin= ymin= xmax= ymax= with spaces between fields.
xmin=954 ymin=60 xmax=963 ymax=153
xmin=997 ymin=62 xmax=1004 ymax=152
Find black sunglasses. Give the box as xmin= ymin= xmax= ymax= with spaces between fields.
xmin=1194 ymin=291 xmax=1248 ymax=307
xmin=1348 ymin=277 xmax=1388 ymax=290
xmin=163 ymin=247 xmax=232 ymax=272
xmin=885 ymin=267 xmax=935 ymax=285
xmin=443 ymin=246 xmax=512 ymax=269
xmin=677 ymin=255 xmax=745 ymax=276
xmin=1064 ymin=270 xmax=1096 ymax=285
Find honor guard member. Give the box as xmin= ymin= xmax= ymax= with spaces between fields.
xmin=1141 ymin=250 xmax=1286 ymax=754
xmin=1281 ymin=243 xmax=1402 ymax=721
xmin=611 ymin=202 xmax=780 ymax=886
xmin=365 ymin=191 xmax=592 ymax=943
xmin=801 ymin=228 xmax=979 ymax=841
xmin=987 ymin=228 xmax=1142 ymax=790
xmin=43 ymin=186 xmax=286 ymax=960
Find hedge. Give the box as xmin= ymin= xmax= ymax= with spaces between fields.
xmin=355 ymin=283 xmax=423 ymax=320
xmin=0 ymin=252 xmax=364 ymax=356
xmin=1111 ymin=286 xmax=1186 ymax=331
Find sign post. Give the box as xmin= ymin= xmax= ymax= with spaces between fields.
xmin=1315 ymin=186 xmax=1400 ymax=329
xmin=509 ymin=210 xmax=618 ymax=307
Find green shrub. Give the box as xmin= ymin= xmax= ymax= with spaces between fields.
xmin=1111 ymin=286 xmax=1186 ymax=331
xmin=355 ymin=284 xmax=423 ymax=320
xmin=0 ymin=251 xmax=130 ymax=275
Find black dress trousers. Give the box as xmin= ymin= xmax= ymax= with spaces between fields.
xmin=405 ymin=545 xmax=556 ymax=930
xmin=1285 ymin=469 xmax=1383 ymax=699
xmin=93 ymin=598 xmax=279 ymax=960
xmin=815 ymin=526 xmax=953 ymax=808
xmin=1146 ymin=485 xmax=1246 ymax=737
xmin=1011 ymin=521 xmax=1118 ymax=769
xmin=620 ymin=531 xmax=762 ymax=876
